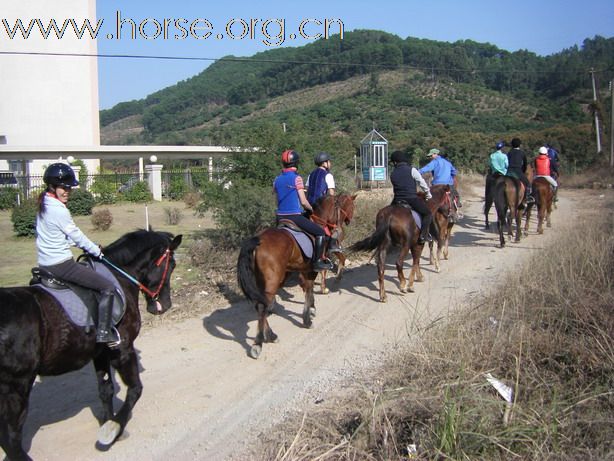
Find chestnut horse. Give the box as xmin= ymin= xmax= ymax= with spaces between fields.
xmin=427 ymin=185 xmax=453 ymax=272
xmin=524 ymin=177 xmax=554 ymax=234
xmin=350 ymin=193 xmax=441 ymax=303
xmin=237 ymin=227 xmax=321 ymax=359
xmin=311 ymin=193 xmax=357 ymax=294
xmin=492 ymin=176 xmax=525 ymax=247
xmin=0 ymin=230 xmax=182 ymax=460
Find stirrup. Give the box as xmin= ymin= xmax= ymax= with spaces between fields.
xmin=96 ymin=327 xmax=121 ymax=348
xmin=313 ymin=258 xmax=334 ymax=271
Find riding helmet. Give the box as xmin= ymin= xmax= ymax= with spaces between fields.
xmin=495 ymin=141 xmax=505 ymax=150
xmin=390 ymin=150 xmax=408 ymax=164
xmin=314 ymin=151 xmax=331 ymax=165
xmin=43 ymin=162 xmax=79 ymax=188
xmin=281 ymin=150 xmax=300 ymax=167
xmin=511 ymin=138 xmax=522 ymax=148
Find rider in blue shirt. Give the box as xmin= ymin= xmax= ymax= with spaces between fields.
xmin=419 ymin=148 xmax=462 ymax=216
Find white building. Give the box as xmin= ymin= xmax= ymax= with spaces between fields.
xmin=0 ymin=0 xmax=101 ymax=176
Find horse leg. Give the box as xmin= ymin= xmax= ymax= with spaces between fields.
xmin=299 ymin=273 xmax=316 ymax=328
xmin=0 ymin=378 xmax=34 ymax=461
xmin=524 ymin=204 xmax=532 ymax=233
xmin=250 ymin=280 xmax=279 ymax=359
xmin=514 ymin=210 xmax=522 ymax=242
xmin=319 ymin=270 xmax=329 ymax=295
xmin=93 ymin=353 xmax=115 ymax=423
xmin=408 ymin=245 xmax=424 ymax=291
xmin=443 ymin=223 xmax=452 ymax=260
xmin=334 ymin=253 xmax=346 ymax=282
xmin=537 ymin=205 xmax=545 ymax=234
xmin=375 ymin=248 xmax=387 ymax=303
xmin=97 ymin=348 xmax=143 ymax=448
xmin=398 ymin=245 xmax=411 ymax=293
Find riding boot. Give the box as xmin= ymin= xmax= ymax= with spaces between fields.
xmin=328 ymin=236 xmax=343 ymax=254
xmin=418 ymin=214 xmax=433 ymax=244
xmin=553 ymin=186 xmax=558 ymax=202
xmin=312 ymin=236 xmax=334 ymax=271
xmin=96 ymin=290 xmax=121 ymax=345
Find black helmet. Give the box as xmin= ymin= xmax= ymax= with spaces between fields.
xmin=495 ymin=141 xmax=505 ymax=150
xmin=281 ymin=150 xmax=300 ymax=167
xmin=43 ymin=163 xmax=79 ymax=188
xmin=511 ymin=138 xmax=522 ymax=148
xmin=314 ymin=151 xmax=330 ymax=165
xmin=390 ymin=150 xmax=408 ymax=164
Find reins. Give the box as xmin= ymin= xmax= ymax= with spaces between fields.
xmin=101 ymin=248 xmax=172 ymax=300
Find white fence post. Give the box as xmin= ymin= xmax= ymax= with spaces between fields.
xmin=146 ymin=164 xmax=163 ymax=201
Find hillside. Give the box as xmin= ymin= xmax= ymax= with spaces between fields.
xmin=100 ymin=30 xmax=614 ymax=171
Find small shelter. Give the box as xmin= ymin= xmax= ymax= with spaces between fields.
xmin=359 ymin=129 xmax=388 ymax=184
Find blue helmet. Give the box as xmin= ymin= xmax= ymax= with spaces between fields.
xmin=495 ymin=141 xmax=505 ymax=150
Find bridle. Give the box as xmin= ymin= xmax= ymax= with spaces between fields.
xmin=101 ymin=248 xmax=173 ymax=300
xmin=311 ymin=196 xmax=353 ymax=232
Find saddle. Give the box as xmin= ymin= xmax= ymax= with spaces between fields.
xmin=391 ymin=200 xmax=423 ymax=229
xmin=277 ymin=219 xmax=315 ymax=259
xmin=30 ymin=260 xmax=126 ymax=330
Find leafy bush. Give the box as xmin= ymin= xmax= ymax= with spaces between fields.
xmin=164 ymin=207 xmax=183 ymax=225
xmin=91 ymin=173 xmax=118 ymax=205
xmin=11 ymin=199 xmax=38 ymax=237
xmin=122 ymin=181 xmax=152 ymax=203
xmin=183 ymin=191 xmax=201 ymax=208
xmin=67 ymin=188 xmax=95 ymax=216
xmin=197 ymin=179 xmax=275 ymax=247
xmin=0 ymin=188 xmax=20 ymax=210
xmin=91 ymin=208 xmax=113 ymax=231
xmin=167 ymin=175 xmax=188 ymax=201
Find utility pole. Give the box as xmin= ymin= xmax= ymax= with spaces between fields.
xmin=590 ymin=68 xmax=602 ymax=153
xmin=610 ymin=80 xmax=614 ymax=168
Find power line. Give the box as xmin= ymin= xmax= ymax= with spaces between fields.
xmin=0 ymin=50 xmax=606 ymax=75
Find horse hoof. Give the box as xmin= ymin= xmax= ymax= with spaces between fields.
xmin=309 ymin=307 xmax=316 ymax=318
xmin=97 ymin=420 xmax=121 ymax=447
xmin=321 ymin=287 xmax=330 ymax=295
xmin=249 ymin=345 xmax=262 ymax=359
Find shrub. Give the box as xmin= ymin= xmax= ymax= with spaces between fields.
xmin=167 ymin=175 xmax=188 ymax=201
xmin=0 ymin=187 xmax=20 ymax=210
xmin=91 ymin=175 xmax=118 ymax=204
xmin=11 ymin=199 xmax=38 ymax=237
xmin=91 ymin=208 xmax=113 ymax=231
xmin=67 ymin=188 xmax=95 ymax=216
xmin=183 ymin=191 xmax=201 ymax=208
xmin=122 ymin=181 xmax=152 ymax=203
xmin=164 ymin=207 xmax=183 ymax=225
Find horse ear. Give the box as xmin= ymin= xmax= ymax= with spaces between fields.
xmin=170 ymin=235 xmax=183 ymax=250
xmin=351 ymin=194 xmax=358 ymax=201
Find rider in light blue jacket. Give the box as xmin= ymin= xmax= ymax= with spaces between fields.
xmin=419 ymin=148 xmax=462 ymax=213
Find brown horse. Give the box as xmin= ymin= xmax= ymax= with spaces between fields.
xmin=311 ymin=193 xmax=357 ymax=294
xmin=493 ymin=176 xmax=525 ymax=247
xmin=350 ymin=194 xmax=439 ymax=303
xmin=237 ymin=227 xmax=320 ymax=359
xmin=524 ymin=177 xmax=554 ymax=234
xmin=427 ymin=185 xmax=453 ymax=272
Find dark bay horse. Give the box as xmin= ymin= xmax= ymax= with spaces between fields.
xmin=0 ymin=230 xmax=182 ymax=460
xmin=311 ymin=193 xmax=357 ymax=294
xmin=493 ymin=176 xmax=525 ymax=247
xmin=237 ymin=227 xmax=319 ymax=359
xmin=350 ymin=194 xmax=440 ymax=303
xmin=524 ymin=177 xmax=554 ymax=234
xmin=427 ymin=185 xmax=453 ymax=272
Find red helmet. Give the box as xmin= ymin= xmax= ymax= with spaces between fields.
xmin=281 ymin=150 xmax=299 ymax=167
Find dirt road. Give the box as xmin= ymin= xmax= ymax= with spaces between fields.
xmin=22 ymin=187 xmax=584 ymax=461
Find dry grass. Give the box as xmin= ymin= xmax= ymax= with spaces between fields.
xmin=255 ymin=195 xmax=614 ymax=460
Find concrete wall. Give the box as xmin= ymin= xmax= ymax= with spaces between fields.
xmin=0 ymin=0 xmax=100 ymax=174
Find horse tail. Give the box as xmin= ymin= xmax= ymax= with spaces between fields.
xmin=493 ymin=178 xmax=509 ymax=221
xmin=350 ymin=215 xmax=391 ymax=253
xmin=237 ymin=236 xmax=269 ymax=308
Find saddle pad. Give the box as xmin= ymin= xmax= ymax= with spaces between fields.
xmin=412 ymin=210 xmax=422 ymax=229
xmin=281 ymin=228 xmax=313 ymax=259
xmin=35 ymin=262 xmax=126 ymax=327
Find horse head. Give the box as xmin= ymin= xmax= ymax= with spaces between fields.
xmin=337 ymin=194 xmax=357 ymax=225
xmin=103 ymin=230 xmax=183 ymax=315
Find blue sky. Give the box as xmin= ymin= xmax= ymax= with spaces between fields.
xmin=97 ymin=0 xmax=614 ymax=109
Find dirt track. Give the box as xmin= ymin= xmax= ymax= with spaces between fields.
xmin=21 ymin=187 xmax=589 ymax=461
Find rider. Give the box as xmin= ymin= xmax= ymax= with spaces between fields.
xmin=419 ymin=148 xmax=462 ymax=220
xmin=485 ymin=140 xmax=509 ymax=208
xmin=305 ymin=151 xmax=341 ymax=254
xmin=36 ymin=163 xmax=120 ymax=344
xmin=506 ymin=138 xmax=534 ymax=206
xmin=533 ymin=146 xmax=558 ymax=189
xmin=389 ymin=150 xmax=434 ymax=244
xmin=273 ymin=150 xmax=334 ymax=271
xmin=546 ymin=143 xmax=561 ymax=202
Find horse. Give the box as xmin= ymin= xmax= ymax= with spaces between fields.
xmin=349 ymin=193 xmax=440 ymax=303
xmin=492 ymin=175 xmax=525 ymax=247
xmin=427 ymin=185 xmax=453 ymax=272
xmin=0 ymin=230 xmax=182 ymax=460
xmin=524 ymin=177 xmax=554 ymax=234
xmin=237 ymin=224 xmax=323 ymax=359
xmin=311 ymin=193 xmax=357 ymax=294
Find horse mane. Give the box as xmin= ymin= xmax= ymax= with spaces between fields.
xmin=103 ymin=229 xmax=174 ymax=265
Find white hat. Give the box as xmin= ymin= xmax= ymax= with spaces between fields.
xmin=539 ymin=146 xmax=548 ymax=154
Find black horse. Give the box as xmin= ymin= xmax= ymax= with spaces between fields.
xmin=0 ymin=229 xmax=182 ymax=460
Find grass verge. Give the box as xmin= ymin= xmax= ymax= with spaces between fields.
xmin=256 ymin=195 xmax=614 ymax=460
